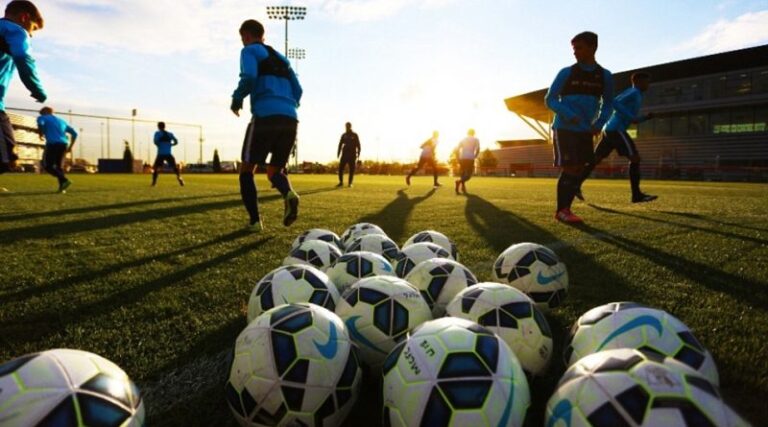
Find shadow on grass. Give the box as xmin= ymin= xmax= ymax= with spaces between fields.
xmin=654 ymin=209 xmax=768 ymax=234
xmin=358 ymin=189 xmax=436 ymax=243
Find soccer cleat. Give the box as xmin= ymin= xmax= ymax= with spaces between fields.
xmin=59 ymin=179 xmax=72 ymax=193
xmin=347 ymin=183 xmax=353 ymax=188
xmin=178 ymin=177 xmax=185 ymax=186
xmin=461 ymin=182 xmax=467 ymax=194
xmin=632 ymin=193 xmax=658 ymax=203
xmin=246 ymin=219 xmax=264 ymax=233
xmin=574 ymin=188 xmax=585 ymax=201
xmin=283 ymin=190 xmax=300 ymax=227
xmin=454 ymin=180 xmax=461 ymax=194
xmin=0 ymin=187 xmax=9 ymax=193
xmin=555 ymin=208 xmax=583 ymax=223
xmin=335 ymin=182 xmax=344 ymax=188
xmin=405 ymin=175 xmax=411 ymax=186
xmin=434 ymin=182 xmax=442 ymax=188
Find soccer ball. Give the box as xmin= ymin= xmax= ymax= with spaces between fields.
xmin=340 ymin=223 xmax=387 ymax=248
xmin=491 ymin=242 xmax=568 ymax=310
xmin=326 ymin=251 xmax=396 ymax=293
xmin=403 ymin=230 xmax=459 ymax=261
xmin=382 ymin=317 xmax=530 ymax=427
xmin=446 ymin=282 xmax=554 ymax=376
xmin=394 ymin=242 xmax=453 ymax=278
xmin=226 ymin=303 xmax=362 ymax=427
xmin=404 ymin=258 xmax=478 ymax=317
xmin=546 ymin=348 xmax=746 ymax=427
xmin=0 ymin=349 xmax=144 ymax=426
xmin=335 ymin=276 xmax=432 ymax=368
xmin=345 ymin=234 xmax=400 ymax=263
xmin=565 ymin=302 xmax=719 ymax=386
xmin=283 ymin=240 xmax=342 ymax=272
xmin=247 ymin=264 xmax=340 ymax=322
xmin=291 ymin=228 xmax=344 ymax=251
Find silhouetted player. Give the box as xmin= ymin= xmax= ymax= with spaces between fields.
xmin=454 ymin=128 xmax=480 ymax=194
xmin=37 ymin=106 xmax=76 ymax=193
xmin=337 ymin=122 xmax=360 ymax=187
xmin=406 ymin=130 xmax=441 ymax=188
xmin=151 ymin=122 xmax=184 ymax=187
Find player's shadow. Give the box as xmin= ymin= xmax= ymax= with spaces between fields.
xmin=358 ymin=189 xmax=436 ymax=243
xmin=654 ymin=209 xmax=768 ymax=234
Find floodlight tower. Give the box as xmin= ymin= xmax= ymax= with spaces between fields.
xmin=287 ymin=47 xmax=305 ymax=73
xmin=266 ymin=6 xmax=307 ymax=55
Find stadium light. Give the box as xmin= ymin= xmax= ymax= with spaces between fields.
xmin=287 ymin=47 xmax=306 ymax=73
xmin=266 ymin=5 xmax=307 ymax=55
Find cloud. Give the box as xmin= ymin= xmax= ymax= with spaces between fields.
xmin=315 ymin=0 xmax=456 ymax=23
xmin=674 ymin=10 xmax=768 ymax=55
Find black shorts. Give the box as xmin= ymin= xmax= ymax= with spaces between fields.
xmin=459 ymin=159 xmax=475 ymax=176
xmin=595 ymin=130 xmax=638 ymax=159
xmin=552 ymin=129 xmax=595 ymax=167
xmin=241 ymin=115 xmax=298 ymax=167
xmin=43 ymin=144 xmax=67 ymax=169
xmin=153 ymin=154 xmax=177 ymax=170
xmin=0 ymin=111 xmax=18 ymax=173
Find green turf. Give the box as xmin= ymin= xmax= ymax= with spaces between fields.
xmin=1 ymin=173 xmax=766 ymax=426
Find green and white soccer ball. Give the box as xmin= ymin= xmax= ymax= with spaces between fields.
xmin=326 ymin=251 xmax=396 ymax=293
xmin=283 ymin=240 xmax=342 ymax=272
xmin=247 ymin=264 xmax=340 ymax=323
xmin=394 ymin=242 xmax=453 ymax=278
xmin=491 ymin=242 xmax=568 ymax=310
xmin=335 ymin=276 xmax=432 ymax=369
xmin=446 ymin=282 xmax=554 ymax=377
xmin=340 ymin=223 xmax=387 ymax=249
xmin=565 ymin=302 xmax=719 ymax=386
xmin=291 ymin=228 xmax=344 ymax=251
xmin=382 ymin=317 xmax=530 ymax=427
xmin=226 ymin=303 xmax=362 ymax=427
xmin=0 ymin=349 xmax=144 ymax=426
xmin=546 ymin=348 xmax=747 ymax=427
xmin=404 ymin=258 xmax=478 ymax=317
xmin=345 ymin=234 xmax=400 ymax=263
xmin=403 ymin=230 xmax=459 ymax=261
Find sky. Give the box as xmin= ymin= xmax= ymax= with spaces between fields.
xmin=6 ymin=0 xmax=768 ymax=164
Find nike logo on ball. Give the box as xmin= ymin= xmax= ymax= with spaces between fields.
xmin=597 ymin=315 xmax=663 ymax=351
xmin=314 ymin=322 xmax=338 ymax=359
xmin=345 ymin=316 xmax=387 ymax=354
xmin=536 ymin=271 xmax=565 ymax=285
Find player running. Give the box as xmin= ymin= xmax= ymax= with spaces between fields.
xmin=37 ymin=107 xmax=76 ymax=193
xmin=454 ymin=128 xmax=480 ymax=194
xmin=406 ymin=130 xmax=441 ymax=188
xmin=337 ymin=122 xmax=360 ymax=188
xmin=151 ymin=121 xmax=184 ymax=187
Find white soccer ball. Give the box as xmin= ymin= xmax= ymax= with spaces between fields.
xmin=335 ymin=276 xmax=432 ymax=369
xmin=404 ymin=258 xmax=478 ymax=317
xmin=565 ymin=302 xmax=720 ymax=386
xmin=546 ymin=348 xmax=746 ymax=427
xmin=326 ymin=251 xmax=396 ymax=293
xmin=345 ymin=234 xmax=400 ymax=263
xmin=394 ymin=242 xmax=453 ymax=278
xmin=227 ymin=303 xmax=362 ymax=427
xmin=0 ymin=349 xmax=144 ymax=426
xmin=283 ymin=240 xmax=342 ymax=272
xmin=446 ymin=282 xmax=554 ymax=376
xmin=382 ymin=317 xmax=530 ymax=427
xmin=403 ymin=230 xmax=459 ymax=261
xmin=247 ymin=264 xmax=340 ymax=323
xmin=290 ymin=228 xmax=344 ymax=251
xmin=340 ymin=223 xmax=387 ymax=248
xmin=491 ymin=242 xmax=568 ymax=310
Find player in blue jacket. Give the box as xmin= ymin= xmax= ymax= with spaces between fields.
xmin=37 ymin=107 xmax=76 ymax=192
xmin=545 ymin=31 xmax=613 ymax=223
xmin=0 ymin=1 xmax=46 ymax=181
xmin=578 ymin=72 xmax=657 ymax=203
xmin=231 ymin=19 xmax=302 ymax=232
xmin=151 ymin=121 xmax=184 ymax=187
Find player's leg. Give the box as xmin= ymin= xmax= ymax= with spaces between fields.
xmin=348 ymin=158 xmax=356 ymax=187
xmin=430 ymin=158 xmax=440 ymax=187
xmin=407 ymin=157 xmax=425 ymax=186
xmin=554 ymin=130 xmax=590 ymax=223
xmin=337 ymin=157 xmax=345 ymax=186
xmin=168 ymin=156 xmax=184 ymax=186
xmin=56 ymin=145 xmax=71 ymax=191
xmin=240 ymin=120 xmax=263 ymax=230
xmin=616 ymin=131 xmax=656 ymax=203
xmin=151 ymin=155 xmax=162 ymax=186
xmin=264 ymin=116 xmax=299 ymax=226
xmin=461 ymin=159 xmax=473 ymax=193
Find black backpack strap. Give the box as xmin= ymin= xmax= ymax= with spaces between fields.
xmin=258 ymin=44 xmax=291 ymax=78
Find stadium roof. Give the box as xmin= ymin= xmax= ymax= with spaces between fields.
xmin=504 ymin=44 xmax=768 ymax=123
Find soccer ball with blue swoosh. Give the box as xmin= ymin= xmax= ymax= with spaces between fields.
xmin=382 ymin=317 xmax=530 ymax=427
xmin=283 ymin=240 xmax=343 ymax=272
xmin=247 ymin=264 xmax=340 ymax=323
xmin=405 ymin=258 xmax=478 ymax=317
xmin=226 ymin=303 xmax=361 ymax=427
xmin=291 ymin=228 xmax=344 ymax=251
xmin=491 ymin=242 xmax=569 ymax=311
xmin=345 ymin=234 xmax=400 ymax=263
xmin=340 ymin=222 xmax=387 ymax=249
xmin=446 ymin=282 xmax=554 ymax=377
xmin=394 ymin=242 xmax=453 ymax=278
xmin=335 ymin=276 xmax=432 ymax=369
xmin=565 ymin=302 xmax=719 ymax=386
xmin=326 ymin=251 xmax=396 ymax=293
xmin=0 ymin=349 xmax=145 ymax=427
xmin=403 ymin=230 xmax=459 ymax=261
xmin=546 ymin=348 xmax=747 ymax=427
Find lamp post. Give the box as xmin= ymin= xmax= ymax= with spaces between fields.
xmin=287 ymin=47 xmax=305 ymax=73
xmin=266 ymin=6 xmax=306 ymax=55
xmin=131 ymin=108 xmax=137 ymax=158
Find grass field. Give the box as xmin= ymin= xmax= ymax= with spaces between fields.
xmin=1 ymin=173 xmax=767 ymax=426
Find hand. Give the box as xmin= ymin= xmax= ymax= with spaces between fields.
xmin=230 ymin=98 xmax=243 ymax=117
xmin=32 ymin=92 xmax=46 ymax=103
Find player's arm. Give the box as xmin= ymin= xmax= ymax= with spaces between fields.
xmin=337 ymin=137 xmax=343 ymax=158
xmin=545 ymin=68 xmax=579 ymax=124
xmin=231 ymin=49 xmax=258 ymax=116
xmin=170 ymin=132 xmax=179 ymax=146
xmin=288 ymin=66 xmax=302 ymax=107
xmin=66 ymin=125 xmax=78 ymax=152
xmin=36 ymin=117 xmax=45 ymax=141
xmin=7 ymin=29 xmax=46 ymax=102
xmin=355 ymin=136 xmax=360 ymax=158
xmin=592 ymin=70 xmax=615 ymax=131
xmin=153 ymin=131 xmax=161 ymax=146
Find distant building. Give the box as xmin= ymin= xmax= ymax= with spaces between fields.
xmin=8 ymin=112 xmax=43 ymax=172
xmin=499 ymin=44 xmax=768 ymax=181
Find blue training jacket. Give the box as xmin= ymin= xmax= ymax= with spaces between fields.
xmin=0 ymin=19 xmax=46 ymax=110
xmin=232 ymin=43 xmax=302 ymax=119
xmin=154 ymin=130 xmax=178 ymax=156
xmin=604 ymin=86 xmax=650 ymax=132
xmin=545 ymin=63 xmax=613 ymax=132
xmin=37 ymin=114 xmax=77 ymax=146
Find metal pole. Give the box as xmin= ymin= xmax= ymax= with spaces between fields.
xmin=106 ymin=118 xmax=111 ymax=158
xmin=79 ymin=128 xmax=83 ymax=159
xmin=198 ymin=126 xmax=204 ymax=164
xmin=100 ymin=122 xmax=104 ymax=158
xmin=285 ymin=17 xmax=288 ymax=55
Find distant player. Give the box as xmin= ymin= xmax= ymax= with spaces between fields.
xmin=337 ymin=122 xmax=360 ymax=188
xmin=151 ymin=121 xmax=184 ymax=187
xmin=578 ymin=72 xmax=657 ymax=203
xmin=406 ymin=130 xmax=441 ymax=188
xmin=545 ymin=31 xmax=613 ymax=223
xmin=231 ymin=19 xmax=302 ymax=231
xmin=454 ymin=128 xmax=480 ymax=194
xmin=37 ymin=107 xmax=76 ymax=193
xmin=0 ymin=1 xmax=46 ymax=185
